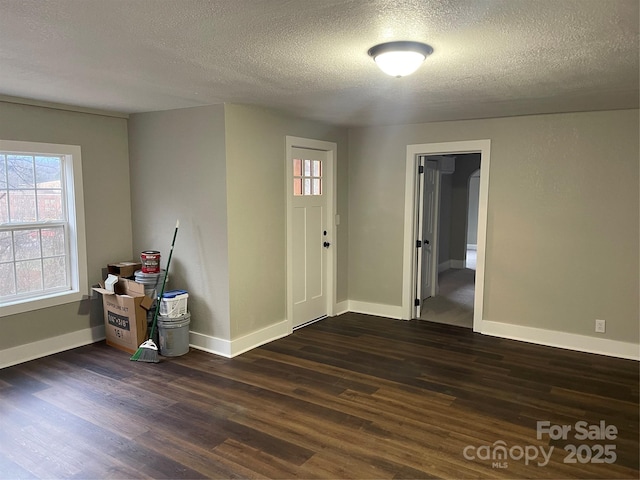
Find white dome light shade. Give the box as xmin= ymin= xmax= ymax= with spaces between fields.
xmin=368 ymin=41 xmax=433 ymax=77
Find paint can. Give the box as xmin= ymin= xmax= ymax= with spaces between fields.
xmin=140 ymin=250 xmax=161 ymax=273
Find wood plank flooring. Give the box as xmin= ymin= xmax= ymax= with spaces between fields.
xmin=1 ymin=313 xmax=638 ymax=479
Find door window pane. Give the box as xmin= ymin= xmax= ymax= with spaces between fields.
xmin=293 ymin=157 xmax=323 ymax=196
xmin=293 ymin=178 xmax=302 ymax=196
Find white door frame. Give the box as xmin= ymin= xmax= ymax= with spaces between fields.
xmin=402 ymin=140 xmax=491 ymax=332
xmin=285 ymin=136 xmax=337 ymax=330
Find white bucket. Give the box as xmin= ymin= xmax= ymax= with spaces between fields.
xmin=159 ymin=290 xmax=188 ymax=318
xmin=134 ymin=270 xmax=168 ymax=301
xmin=158 ymin=312 xmax=191 ymax=357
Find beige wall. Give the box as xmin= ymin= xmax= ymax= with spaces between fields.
xmin=128 ymin=105 xmax=230 ymax=340
xmin=224 ymin=104 xmax=348 ymax=339
xmin=0 ymin=101 xmax=131 ymax=349
xmin=348 ymin=109 xmax=639 ymax=342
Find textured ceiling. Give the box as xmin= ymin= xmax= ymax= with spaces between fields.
xmin=0 ymin=0 xmax=638 ymax=126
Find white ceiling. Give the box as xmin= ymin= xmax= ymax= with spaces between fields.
xmin=1 ymin=0 xmax=638 ymax=127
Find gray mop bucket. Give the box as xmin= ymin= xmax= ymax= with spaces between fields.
xmin=157 ymin=312 xmax=191 ymax=357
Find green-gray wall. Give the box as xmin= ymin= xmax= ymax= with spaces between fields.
xmin=0 ymin=101 xmax=132 ymax=349
xmin=128 ymin=105 xmax=230 ymax=340
xmin=348 ymin=109 xmax=639 ymax=343
xmin=127 ymin=103 xmax=348 ymax=343
xmin=224 ymin=104 xmax=349 ymax=339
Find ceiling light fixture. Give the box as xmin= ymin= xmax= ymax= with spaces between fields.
xmin=368 ymin=41 xmax=433 ymax=77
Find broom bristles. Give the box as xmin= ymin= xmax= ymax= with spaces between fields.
xmin=130 ymin=339 xmax=159 ymax=363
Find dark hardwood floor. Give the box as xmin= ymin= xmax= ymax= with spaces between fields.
xmin=1 ymin=313 xmax=638 ymax=479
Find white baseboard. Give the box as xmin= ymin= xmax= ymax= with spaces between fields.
xmin=348 ymin=300 xmax=403 ymax=320
xmin=335 ymin=300 xmax=349 ymax=316
xmin=0 ymin=324 xmax=106 ymax=370
xmin=190 ymin=319 xmax=291 ymax=358
xmin=189 ymin=331 xmax=232 ymax=357
xmin=438 ymin=260 xmax=451 ymax=273
xmin=450 ymin=259 xmax=465 ymax=269
xmin=481 ymin=320 xmax=640 ymax=361
xmin=467 ymin=244 xmax=477 ymax=251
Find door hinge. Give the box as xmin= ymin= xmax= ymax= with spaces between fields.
xmin=416 ymin=240 xmax=422 ymax=248
xmin=418 ymin=165 xmax=424 ymax=174
xmin=414 ymin=298 xmax=420 ymax=306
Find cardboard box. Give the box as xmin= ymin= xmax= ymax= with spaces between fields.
xmin=93 ymin=278 xmax=152 ymax=354
xmin=107 ymin=261 xmax=142 ymax=278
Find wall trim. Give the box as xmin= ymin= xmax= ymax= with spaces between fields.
xmin=189 ymin=331 xmax=232 ymax=357
xmin=481 ymin=320 xmax=640 ymax=361
xmin=467 ymin=244 xmax=477 ymax=251
xmin=438 ymin=260 xmax=451 ymax=272
xmin=190 ymin=319 xmax=291 ymax=358
xmin=450 ymin=259 xmax=465 ymax=269
xmin=335 ymin=300 xmax=349 ymax=316
xmin=348 ymin=301 xmax=404 ymax=320
xmin=0 ymin=324 xmax=106 ymax=370
xmin=0 ymin=95 xmax=129 ymax=118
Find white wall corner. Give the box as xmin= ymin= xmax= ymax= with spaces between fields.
xmin=438 ymin=260 xmax=451 ymax=273
xmin=335 ymin=300 xmax=350 ymax=316
xmin=0 ymin=324 xmax=106 ymax=370
xmin=481 ymin=320 xmax=640 ymax=361
xmin=190 ymin=319 xmax=291 ymax=358
xmin=189 ymin=331 xmax=232 ymax=358
xmin=230 ymin=320 xmax=291 ymax=357
xmin=348 ymin=301 xmax=404 ymax=320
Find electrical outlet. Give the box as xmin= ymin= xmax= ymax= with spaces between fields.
xmin=595 ymin=319 xmax=606 ymax=333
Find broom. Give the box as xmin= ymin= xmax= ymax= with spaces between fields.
xmin=131 ymin=220 xmax=180 ymax=362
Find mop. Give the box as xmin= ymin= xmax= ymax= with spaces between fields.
xmin=131 ymin=220 xmax=180 ymax=362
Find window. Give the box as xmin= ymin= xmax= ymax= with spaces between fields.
xmin=293 ymin=158 xmax=322 ymax=196
xmin=0 ymin=140 xmax=87 ymax=317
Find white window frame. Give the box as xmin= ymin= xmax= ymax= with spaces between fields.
xmin=0 ymin=140 xmax=88 ymax=317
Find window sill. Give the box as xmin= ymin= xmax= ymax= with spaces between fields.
xmin=0 ymin=289 xmax=87 ymax=317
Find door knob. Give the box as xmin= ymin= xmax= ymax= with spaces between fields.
xmin=424 ymin=239 xmax=430 ymax=245
xmin=323 ymin=242 xmax=331 ymax=248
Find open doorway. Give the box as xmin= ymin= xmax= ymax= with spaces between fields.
xmin=401 ymin=140 xmax=491 ymax=333
xmin=418 ymin=157 xmax=480 ymax=328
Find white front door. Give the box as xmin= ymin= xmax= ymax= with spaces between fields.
xmin=291 ymin=147 xmax=328 ymax=328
